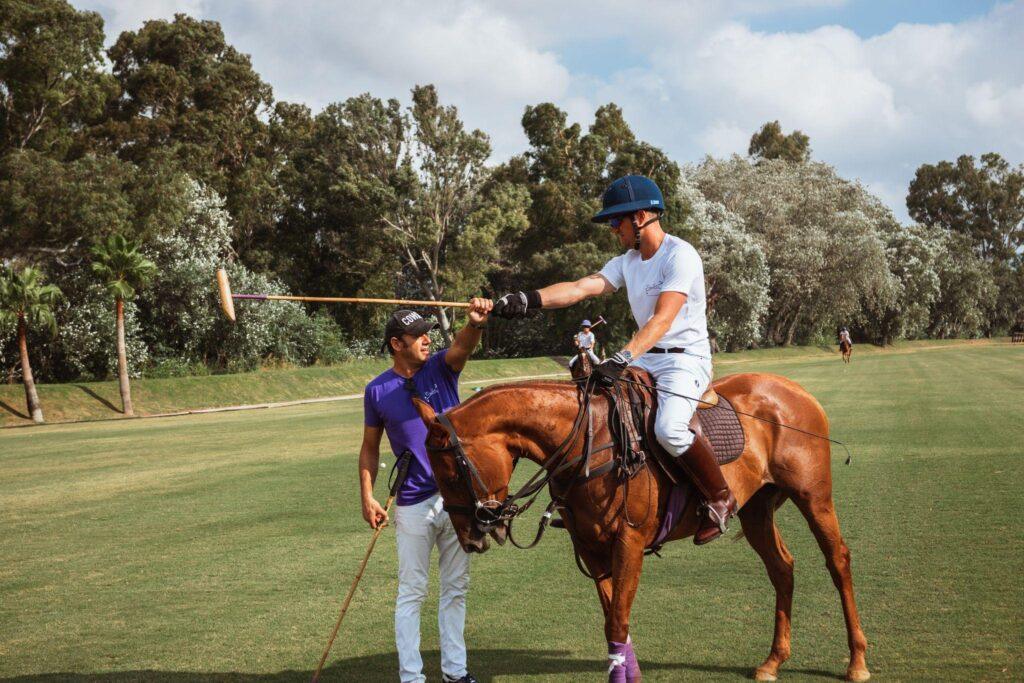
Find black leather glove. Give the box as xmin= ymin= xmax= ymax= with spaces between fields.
xmin=593 ymin=350 xmax=631 ymax=387
xmin=493 ymin=290 xmax=541 ymax=319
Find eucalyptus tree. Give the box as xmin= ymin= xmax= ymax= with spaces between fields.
xmin=90 ymin=234 xmax=156 ymax=416
xmin=748 ymin=121 xmax=811 ymax=163
xmin=0 ymin=0 xmax=126 ymax=262
xmin=907 ymin=153 xmax=1024 ymax=333
xmin=678 ymin=179 xmax=769 ymax=351
xmin=103 ymin=13 xmax=279 ymax=255
xmin=0 ymin=267 xmax=63 ymax=423
xmin=280 ymin=86 xmax=512 ymax=345
xmin=691 ymin=156 xmax=895 ymax=346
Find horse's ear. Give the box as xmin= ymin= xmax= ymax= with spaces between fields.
xmin=411 ymin=396 xmax=436 ymax=427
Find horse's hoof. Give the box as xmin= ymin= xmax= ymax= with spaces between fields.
xmin=846 ymin=668 xmax=870 ymax=682
xmin=754 ymin=667 xmax=778 ymax=681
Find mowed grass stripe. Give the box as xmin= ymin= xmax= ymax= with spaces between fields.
xmin=1 ymin=345 xmax=1022 ymax=680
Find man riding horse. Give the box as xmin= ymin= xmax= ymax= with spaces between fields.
xmin=568 ymin=319 xmax=600 ymax=371
xmin=493 ymin=174 xmax=737 ymax=545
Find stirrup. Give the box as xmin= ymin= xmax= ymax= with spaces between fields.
xmin=703 ymin=501 xmax=733 ymax=535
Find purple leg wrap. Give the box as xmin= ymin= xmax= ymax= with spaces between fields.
xmin=625 ymin=636 xmax=642 ymax=680
xmin=608 ymin=641 xmax=628 ymax=683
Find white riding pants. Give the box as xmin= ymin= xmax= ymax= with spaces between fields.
xmin=568 ymin=349 xmax=600 ymax=366
xmin=394 ymin=494 xmax=470 ymax=683
xmin=633 ymin=351 xmax=713 ymax=456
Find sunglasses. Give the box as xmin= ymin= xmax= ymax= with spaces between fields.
xmin=607 ymin=213 xmax=633 ymax=230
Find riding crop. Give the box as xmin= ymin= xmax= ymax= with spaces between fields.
xmin=311 ymin=451 xmax=412 ymax=682
xmin=216 ymin=269 xmax=471 ymax=322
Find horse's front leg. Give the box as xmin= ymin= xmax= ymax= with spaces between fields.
xmin=605 ymin=529 xmax=646 ymax=682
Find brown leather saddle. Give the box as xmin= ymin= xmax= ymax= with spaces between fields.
xmin=607 ymin=368 xmax=746 ymax=483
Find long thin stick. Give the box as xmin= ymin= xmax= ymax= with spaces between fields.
xmin=216 ymin=269 xmax=470 ymax=323
xmin=239 ymin=293 xmax=472 ymax=308
xmin=311 ymin=454 xmax=412 ymax=682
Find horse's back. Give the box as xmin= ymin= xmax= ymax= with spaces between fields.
xmin=711 ymin=372 xmax=833 ymax=495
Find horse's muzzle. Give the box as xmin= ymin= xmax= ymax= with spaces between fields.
xmin=463 ymin=535 xmax=490 ymax=553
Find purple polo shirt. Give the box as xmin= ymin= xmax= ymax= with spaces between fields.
xmin=363 ymin=349 xmax=461 ymax=506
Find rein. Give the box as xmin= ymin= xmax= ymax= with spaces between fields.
xmin=427 ymin=377 xmax=620 ymax=549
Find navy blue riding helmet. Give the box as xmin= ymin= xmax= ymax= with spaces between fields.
xmin=592 ymin=175 xmax=664 ymax=223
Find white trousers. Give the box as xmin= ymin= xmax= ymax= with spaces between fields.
xmin=394 ymin=494 xmax=470 ymax=683
xmin=634 ymin=351 xmax=713 ymax=456
xmin=568 ymin=349 xmax=600 ymax=366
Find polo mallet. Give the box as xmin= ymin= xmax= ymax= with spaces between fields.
xmin=216 ymin=269 xmax=471 ymax=322
xmin=590 ymin=315 xmax=607 ymax=329
xmin=311 ymin=451 xmax=413 ymax=682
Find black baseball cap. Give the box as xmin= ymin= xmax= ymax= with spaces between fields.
xmin=382 ymin=309 xmax=438 ymax=353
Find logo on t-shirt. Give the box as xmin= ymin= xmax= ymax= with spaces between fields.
xmin=420 ymin=384 xmax=439 ymax=402
xmin=644 ymin=280 xmax=663 ymax=296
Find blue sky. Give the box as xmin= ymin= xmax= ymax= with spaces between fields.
xmin=78 ymin=0 xmax=1024 ymax=223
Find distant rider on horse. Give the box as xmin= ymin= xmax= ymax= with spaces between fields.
xmin=568 ymin=320 xmax=600 ymax=370
xmin=839 ymin=327 xmax=852 ymax=346
xmin=492 ymin=175 xmax=737 ymax=545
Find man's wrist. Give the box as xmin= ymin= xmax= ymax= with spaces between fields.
xmin=524 ymin=289 xmax=542 ymax=310
xmin=468 ymin=321 xmax=487 ymax=329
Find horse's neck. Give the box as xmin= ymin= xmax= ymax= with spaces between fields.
xmin=481 ymin=384 xmax=590 ymax=468
xmin=503 ymin=385 xmax=593 ymax=471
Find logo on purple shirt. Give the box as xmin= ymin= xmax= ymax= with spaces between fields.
xmin=363 ymin=349 xmax=461 ymax=506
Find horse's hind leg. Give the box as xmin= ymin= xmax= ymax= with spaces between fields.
xmin=739 ymin=486 xmax=794 ymax=682
xmin=792 ymin=494 xmax=870 ymax=682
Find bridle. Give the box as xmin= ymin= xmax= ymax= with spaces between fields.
xmin=426 ymin=378 xmax=616 ymax=548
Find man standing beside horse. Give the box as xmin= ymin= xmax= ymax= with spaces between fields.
xmin=492 ymin=174 xmax=737 ymax=546
xmin=360 ymin=302 xmax=491 ymax=683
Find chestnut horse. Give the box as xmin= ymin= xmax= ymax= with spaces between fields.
xmin=414 ymin=373 xmax=870 ymax=682
xmin=570 ymin=348 xmax=594 ymax=380
xmin=840 ymin=340 xmax=853 ymax=364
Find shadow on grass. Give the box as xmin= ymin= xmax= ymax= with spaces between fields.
xmin=73 ymin=384 xmax=121 ymax=414
xmin=0 ymin=648 xmax=780 ymax=682
xmin=0 ymin=399 xmax=29 ymax=420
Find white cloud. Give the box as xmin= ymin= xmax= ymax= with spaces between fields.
xmin=698 ymin=122 xmax=750 ymax=157
xmin=672 ymin=23 xmax=904 ymax=138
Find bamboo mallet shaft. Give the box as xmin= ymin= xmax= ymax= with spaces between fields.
xmin=217 ymin=268 xmax=471 ymax=323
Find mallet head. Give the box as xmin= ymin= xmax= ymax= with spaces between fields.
xmin=216 ymin=268 xmax=236 ymax=322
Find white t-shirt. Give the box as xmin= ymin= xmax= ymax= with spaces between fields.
xmin=599 ymin=234 xmax=710 ymax=353
xmin=576 ymin=331 xmax=595 ymax=349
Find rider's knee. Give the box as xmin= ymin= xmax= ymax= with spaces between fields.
xmin=654 ymin=417 xmax=695 ymax=456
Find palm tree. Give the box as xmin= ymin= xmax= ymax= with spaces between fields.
xmin=0 ymin=267 xmax=63 ymax=424
xmin=91 ymin=235 xmax=156 ymax=417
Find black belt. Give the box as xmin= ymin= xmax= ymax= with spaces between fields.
xmin=646 ymin=347 xmax=686 ymax=354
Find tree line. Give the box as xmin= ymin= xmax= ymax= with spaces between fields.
xmin=2 ymin=1 xmax=1022 ymax=421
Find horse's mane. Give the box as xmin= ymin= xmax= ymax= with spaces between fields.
xmin=452 ymin=379 xmax=580 ymax=414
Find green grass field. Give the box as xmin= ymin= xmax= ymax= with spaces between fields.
xmin=2 ymin=343 xmax=1022 ymax=681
